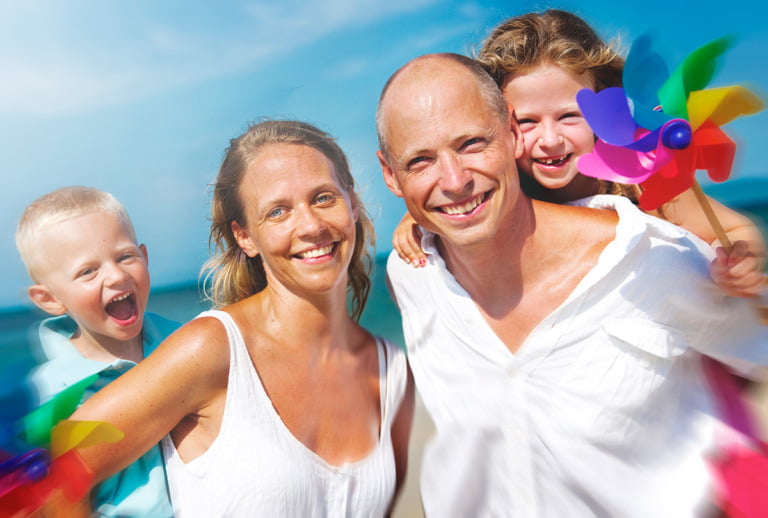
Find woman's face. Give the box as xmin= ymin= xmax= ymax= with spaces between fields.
xmin=503 ymin=63 xmax=597 ymax=197
xmin=232 ymin=143 xmax=357 ymax=298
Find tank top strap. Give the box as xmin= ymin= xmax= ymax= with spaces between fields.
xmin=377 ymin=338 xmax=408 ymax=430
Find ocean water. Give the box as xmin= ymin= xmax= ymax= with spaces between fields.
xmin=0 ymin=253 xmax=403 ymax=373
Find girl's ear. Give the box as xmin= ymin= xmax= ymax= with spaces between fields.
xmin=28 ymin=285 xmax=67 ymax=316
xmin=231 ymin=220 xmax=260 ymax=258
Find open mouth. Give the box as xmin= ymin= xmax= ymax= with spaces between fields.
xmin=294 ymin=243 xmax=337 ymax=260
xmin=105 ymin=292 xmax=138 ymax=324
xmin=437 ymin=192 xmax=489 ymax=216
xmin=533 ymin=154 xmax=571 ymax=167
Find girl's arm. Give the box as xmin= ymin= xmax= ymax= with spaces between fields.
xmin=69 ymin=316 xmax=229 ymax=482
xmin=658 ymin=189 xmax=766 ymax=298
xmin=392 ymin=212 xmax=426 ymax=267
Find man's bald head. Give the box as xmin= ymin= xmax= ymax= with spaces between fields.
xmin=376 ymin=53 xmax=510 ymax=163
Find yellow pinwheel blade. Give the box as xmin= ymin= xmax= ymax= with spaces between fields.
xmin=50 ymin=420 xmax=124 ymax=457
xmin=687 ymin=85 xmax=764 ymax=130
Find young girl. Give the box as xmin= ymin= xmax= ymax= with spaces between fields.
xmin=392 ymin=9 xmax=765 ymax=299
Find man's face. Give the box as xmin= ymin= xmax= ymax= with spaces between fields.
xmin=379 ymin=62 xmax=523 ymax=250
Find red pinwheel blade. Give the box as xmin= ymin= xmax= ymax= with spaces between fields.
xmin=692 ymin=120 xmax=736 ymax=182
xmin=638 ymin=156 xmax=694 ymax=210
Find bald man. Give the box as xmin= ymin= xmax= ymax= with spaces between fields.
xmin=377 ymin=53 xmax=767 ymax=517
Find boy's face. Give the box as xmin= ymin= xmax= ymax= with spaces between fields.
xmin=29 ymin=210 xmax=150 ymax=347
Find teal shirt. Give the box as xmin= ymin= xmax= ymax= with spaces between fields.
xmin=29 ymin=313 xmax=179 ymax=518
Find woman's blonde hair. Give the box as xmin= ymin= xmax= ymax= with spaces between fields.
xmin=202 ymin=120 xmax=374 ymax=320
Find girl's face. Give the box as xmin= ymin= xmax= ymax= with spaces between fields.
xmin=502 ymin=63 xmax=597 ymax=197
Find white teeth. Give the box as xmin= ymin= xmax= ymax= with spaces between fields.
xmin=536 ymin=155 xmax=568 ymax=166
xmin=110 ymin=293 xmax=131 ymax=303
xmin=298 ymin=244 xmax=334 ymax=259
xmin=442 ymin=194 xmax=483 ymax=215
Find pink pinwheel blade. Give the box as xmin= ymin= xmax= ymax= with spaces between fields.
xmin=578 ymin=136 xmax=676 ymax=184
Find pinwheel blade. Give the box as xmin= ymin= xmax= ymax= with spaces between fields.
xmin=687 ymin=86 xmax=765 ymax=130
xmin=577 ymin=139 xmax=675 ymax=184
xmin=657 ymin=36 xmax=733 ymax=120
xmin=50 ymin=420 xmax=123 ymax=458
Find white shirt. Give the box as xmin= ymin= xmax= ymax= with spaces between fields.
xmin=162 ymin=310 xmax=408 ymax=517
xmin=387 ymin=195 xmax=767 ymax=517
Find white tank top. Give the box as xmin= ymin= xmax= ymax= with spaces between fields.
xmin=161 ymin=310 xmax=408 ymax=517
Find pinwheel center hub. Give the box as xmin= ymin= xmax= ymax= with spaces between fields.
xmin=661 ymin=120 xmax=692 ymax=150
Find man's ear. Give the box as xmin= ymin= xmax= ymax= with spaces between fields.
xmin=140 ymin=243 xmax=148 ymax=265
xmin=378 ymin=150 xmax=403 ymax=198
xmin=507 ymin=105 xmax=524 ymax=159
xmin=28 ymin=285 xmax=67 ymax=316
xmin=231 ymin=220 xmax=260 ymax=258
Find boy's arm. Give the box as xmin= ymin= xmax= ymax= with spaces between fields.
xmin=660 ymin=188 xmax=766 ymax=298
xmin=68 ymin=316 xmax=229 ymax=483
xmin=392 ymin=212 xmax=426 ymax=267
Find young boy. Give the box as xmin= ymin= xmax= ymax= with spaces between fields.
xmin=15 ymin=186 xmax=177 ymax=517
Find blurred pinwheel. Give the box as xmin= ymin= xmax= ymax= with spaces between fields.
xmin=575 ymin=35 xmax=764 ymax=213
xmin=0 ymin=374 xmax=124 ymax=515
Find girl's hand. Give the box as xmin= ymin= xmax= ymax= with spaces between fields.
xmin=392 ymin=212 xmax=426 ymax=268
xmin=710 ymin=240 xmax=766 ymax=298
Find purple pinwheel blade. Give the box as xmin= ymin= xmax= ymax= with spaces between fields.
xmin=576 ymin=87 xmax=638 ymax=145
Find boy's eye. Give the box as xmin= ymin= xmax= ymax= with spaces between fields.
xmin=77 ymin=267 xmax=96 ymax=278
xmin=516 ymin=118 xmax=535 ymax=126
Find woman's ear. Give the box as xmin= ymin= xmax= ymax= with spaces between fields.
xmin=231 ymin=220 xmax=260 ymax=258
xmin=28 ymin=285 xmax=67 ymax=316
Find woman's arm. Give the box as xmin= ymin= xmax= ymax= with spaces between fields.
xmin=70 ymin=316 xmax=229 ymax=482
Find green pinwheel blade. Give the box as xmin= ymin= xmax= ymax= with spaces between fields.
xmin=657 ymin=36 xmax=733 ymax=120
xmin=19 ymin=374 xmax=98 ymax=446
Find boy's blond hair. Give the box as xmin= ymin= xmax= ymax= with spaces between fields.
xmin=16 ymin=186 xmax=137 ymax=282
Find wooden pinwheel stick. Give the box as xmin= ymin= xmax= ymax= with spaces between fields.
xmin=692 ymin=180 xmax=768 ymax=324
xmin=690 ymin=179 xmax=733 ymax=251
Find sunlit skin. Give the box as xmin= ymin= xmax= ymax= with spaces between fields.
xmin=378 ymin=64 xmax=524 ymax=252
xmin=232 ymin=143 xmax=359 ymax=304
xmin=27 ymin=210 xmax=149 ymax=363
xmin=390 ymin=64 xmax=765 ymax=299
xmin=70 ymin=138 xmax=414 ymax=515
xmin=503 ymin=63 xmax=600 ymax=202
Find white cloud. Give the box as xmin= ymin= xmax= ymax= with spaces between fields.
xmin=0 ymin=0 xmax=438 ymax=119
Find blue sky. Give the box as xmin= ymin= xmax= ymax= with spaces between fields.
xmin=2 ymin=0 xmax=766 ymax=310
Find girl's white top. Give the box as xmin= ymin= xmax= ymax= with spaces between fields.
xmin=161 ymin=310 xmax=408 ymax=517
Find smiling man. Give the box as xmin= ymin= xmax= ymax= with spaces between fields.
xmin=376 ymin=53 xmax=768 ymax=517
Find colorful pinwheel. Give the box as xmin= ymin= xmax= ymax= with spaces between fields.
xmin=575 ymin=35 xmax=764 ymax=229
xmin=0 ymin=374 xmax=124 ymax=515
